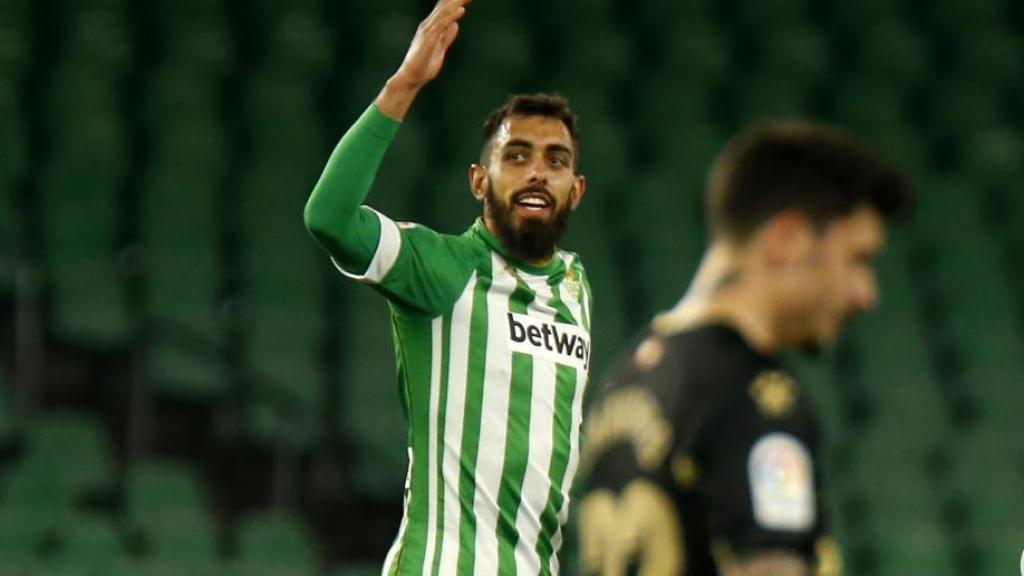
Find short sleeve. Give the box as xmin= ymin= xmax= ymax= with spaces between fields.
xmin=697 ymin=395 xmax=825 ymax=561
xmin=332 ymin=211 xmax=478 ymax=316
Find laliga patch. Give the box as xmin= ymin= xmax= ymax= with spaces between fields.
xmin=748 ymin=433 xmax=815 ymax=532
xmin=506 ymin=312 xmax=590 ymax=371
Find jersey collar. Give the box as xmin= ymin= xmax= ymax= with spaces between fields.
xmin=470 ymin=218 xmax=565 ymax=277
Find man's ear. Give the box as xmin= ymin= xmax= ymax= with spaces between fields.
xmin=469 ymin=164 xmax=488 ymax=202
xmin=762 ymin=209 xmax=816 ymax=266
xmin=570 ymin=175 xmax=587 ymax=210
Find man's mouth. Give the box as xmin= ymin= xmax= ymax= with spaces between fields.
xmin=513 ymin=189 xmax=554 ymax=214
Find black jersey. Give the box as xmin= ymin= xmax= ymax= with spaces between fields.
xmin=579 ymin=323 xmax=838 ymax=575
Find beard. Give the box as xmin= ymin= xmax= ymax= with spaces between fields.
xmin=485 ymin=182 xmax=572 ymax=263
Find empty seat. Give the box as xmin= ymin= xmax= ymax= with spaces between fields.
xmin=234 ymin=509 xmax=316 ymax=573
xmin=124 ymin=459 xmax=219 ymax=560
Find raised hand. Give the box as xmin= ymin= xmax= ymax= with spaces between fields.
xmin=375 ymin=0 xmax=473 ymax=121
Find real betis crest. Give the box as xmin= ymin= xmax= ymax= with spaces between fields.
xmin=565 ymin=267 xmax=581 ymax=299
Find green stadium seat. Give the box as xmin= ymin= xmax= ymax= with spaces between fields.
xmin=340 ymin=285 xmax=408 ymax=498
xmin=861 ymin=126 xmax=931 ymax=182
xmin=752 ymin=25 xmax=830 ymax=87
xmin=959 ymin=127 xmax=1024 ymax=192
xmin=0 ymin=77 xmax=26 ymax=281
xmin=60 ymin=4 xmax=132 ymax=74
xmin=457 ymin=17 xmax=534 ymax=81
xmin=369 ymin=116 xmax=430 ymax=220
xmin=949 ymin=29 xmax=1022 ymax=88
xmin=0 ymin=3 xmax=32 ymax=76
xmin=106 ymin=557 xmax=228 ymax=576
xmin=140 ymin=119 xmax=228 ymax=400
xmin=124 ymin=459 xmax=218 ymax=561
xmin=923 ymin=0 xmax=1004 ymax=36
xmin=235 ymin=509 xmax=316 ymax=573
xmin=660 ymin=24 xmax=732 ymax=88
xmin=6 ymin=412 xmax=113 ymax=505
xmin=854 ymin=21 xmax=930 ymax=89
xmin=52 ymin=512 xmax=128 ymax=573
xmin=638 ymin=74 xmax=717 ymax=132
xmin=626 ymin=168 xmax=706 ymax=317
xmin=827 ymin=0 xmax=905 ymax=40
xmin=830 ymin=79 xmax=909 ymax=134
xmin=926 ymin=79 xmax=1004 ymax=143
xmin=263 ymin=10 xmax=333 ymax=78
xmin=558 ymin=21 xmax=633 ymax=89
xmin=734 ymin=0 xmax=809 ymax=32
xmin=41 ymin=64 xmax=131 ymax=347
xmin=732 ymin=73 xmax=810 ymax=126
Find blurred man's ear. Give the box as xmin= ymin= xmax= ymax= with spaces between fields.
xmin=762 ymin=210 xmax=816 ymax=267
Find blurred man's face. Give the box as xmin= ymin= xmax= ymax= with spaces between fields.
xmin=473 ymin=115 xmax=585 ymax=263
xmin=785 ymin=205 xmax=885 ymax=350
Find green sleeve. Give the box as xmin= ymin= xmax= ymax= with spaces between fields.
xmin=303 ymin=102 xmax=476 ymax=317
xmin=303 ymin=103 xmax=400 ymax=273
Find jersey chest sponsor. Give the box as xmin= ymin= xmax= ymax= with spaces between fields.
xmin=506 ymin=312 xmax=590 ymax=371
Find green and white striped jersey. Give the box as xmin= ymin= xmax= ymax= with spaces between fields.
xmin=336 ymin=214 xmax=592 ymax=576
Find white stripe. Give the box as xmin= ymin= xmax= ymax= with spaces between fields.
xmin=332 ymin=207 xmax=402 ymax=284
xmin=472 ymin=255 xmax=517 ymax=576
xmin=514 ymin=279 xmax=559 ymax=576
xmin=420 ymin=317 xmax=445 ymax=575
xmin=437 ymin=273 xmax=478 ymax=575
xmin=382 ymin=447 xmax=413 ymax=576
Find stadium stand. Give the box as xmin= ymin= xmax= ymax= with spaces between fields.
xmin=3 ymin=0 xmax=1024 ymax=574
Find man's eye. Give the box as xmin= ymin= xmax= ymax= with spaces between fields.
xmin=550 ymin=156 xmax=568 ymax=167
xmin=506 ymin=152 xmax=526 ymax=162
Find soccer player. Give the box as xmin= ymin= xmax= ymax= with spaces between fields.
xmin=578 ymin=123 xmax=913 ymax=576
xmin=303 ymin=1 xmax=592 ymax=575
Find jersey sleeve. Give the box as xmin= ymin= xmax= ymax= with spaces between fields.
xmin=696 ymin=388 xmax=826 ymax=563
xmin=331 ymin=218 xmax=477 ymax=316
xmin=304 ymin=103 xmax=475 ymax=316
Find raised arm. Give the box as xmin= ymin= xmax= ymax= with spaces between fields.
xmin=303 ymin=0 xmax=472 ymax=272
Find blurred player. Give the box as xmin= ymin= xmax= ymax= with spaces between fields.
xmin=304 ymin=1 xmax=593 ymax=574
xmin=578 ymin=123 xmax=913 ymax=576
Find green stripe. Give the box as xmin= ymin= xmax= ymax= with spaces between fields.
xmin=496 ymin=278 xmax=536 ymax=576
xmin=456 ymin=264 xmax=494 ymax=575
xmin=534 ymin=277 xmax=582 ymax=572
xmin=429 ymin=315 xmax=453 ymax=576
xmin=393 ymin=319 xmax=433 ymax=575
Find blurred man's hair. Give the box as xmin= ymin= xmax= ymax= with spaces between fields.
xmin=706 ymin=121 xmax=914 ymax=243
xmin=480 ymin=93 xmax=580 ymax=167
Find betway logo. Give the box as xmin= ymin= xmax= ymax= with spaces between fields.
xmin=507 ymin=312 xmax=591 ymax=371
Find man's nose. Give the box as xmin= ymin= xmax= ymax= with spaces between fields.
xmin=857 ymin=277 xmax=879 ymax=311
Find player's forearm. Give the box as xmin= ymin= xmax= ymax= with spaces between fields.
xmin=303 ymin=103 xmax=401 ymax=269
xmin=374 ymin=75 xmax=425 ymax=121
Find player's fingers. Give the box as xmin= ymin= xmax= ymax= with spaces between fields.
xmin=423 ymin=0 xmax=469 ymax=33
xmin=440 ymin=21 xmax=460 ymax=50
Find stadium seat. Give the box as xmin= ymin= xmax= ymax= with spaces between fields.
xmin=60 ymin=3 xmax=132 ymax=74
xmin=0 ymin=77 xmax=25 ymax=287
xmin=830 ymin=78 xmax=909 ymax=134
xmin=339 ymin=285 xmax=408 ymax=498
xmin=926 ymin=79 xmax=1004 ymax=144
xmin=752 ymin=24 xmax=830 ymax=88
xmin=853 ymin=21 xmax=930 ymax=90
xmin=732 ymin=73 xmax=810 ymax=128
xmin=948 ymin=28 xmax=1022 ymax=88
xmin=659 ymin=23 xmax=733 ymax=88
xmin=51 ymin=511 xmax=128 ymax=573
xmin=40 ymin=63 xmax=131 ymax=347
xmin=922 ymin=0 xmax=1004 ymax=37
xmin=123 ymin=459 xmax=219 ymax=561
xmin=958 ymin=127 xmax=1024 ymax=193
xmin=234 ymin=509 xmax=316 ymax=573
xmin=733 ymin=0 xmax=809 ymax=33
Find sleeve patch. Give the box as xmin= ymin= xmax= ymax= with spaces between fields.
xmin=748 ymin=433 xmax=816 ymax=532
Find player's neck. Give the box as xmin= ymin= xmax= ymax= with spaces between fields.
xmin=655 ymin=243 xmax=779 ymax=354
